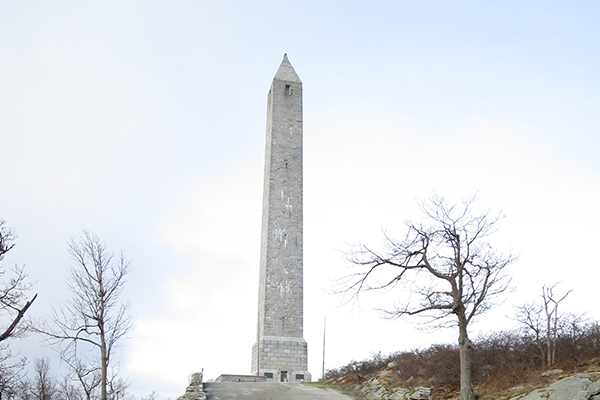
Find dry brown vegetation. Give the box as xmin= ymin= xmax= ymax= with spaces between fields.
xmin=325 ymin=321 xmax=600 ymax=399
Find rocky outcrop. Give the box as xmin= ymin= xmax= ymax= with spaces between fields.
xmin=177 ymin=373 xmax=206 ymax=400
xmin=350 ymin=381 xmax=432 ymax=400
xmin=509 ymin=372 xmax=600 ymax=400
xmin=333 ymin=366 xmax=600 ymax=400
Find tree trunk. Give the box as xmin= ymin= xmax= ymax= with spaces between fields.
xmin=458 ymin=313 xmax=475 ymax=400
xmin=546 ymin=308 xmax=552 ymax=366
xmin=551 ymin=306 xmax=558 ymax=366
xmin=535 ymin=339 xmax=546 ymax=368
xmin=101 ymin=335 xmax=107 ymax=400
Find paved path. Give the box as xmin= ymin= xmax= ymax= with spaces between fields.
xmin=203 ymin=382 xmax=355 ymax=400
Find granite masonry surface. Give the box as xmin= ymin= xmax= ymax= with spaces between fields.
xmin=251 ymin=55 xmax=311 ymax=382
xmin=214 ymin=375 xmax=267 ymax=383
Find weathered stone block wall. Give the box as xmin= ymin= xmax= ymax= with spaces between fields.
xmin=215 ymin=374 xmax=267 ymax=383
xmin=257 ymin=64 xmax=304 ymax=340
xmin=251 ymin=335 xmax=311 ymax=382
xmin=254 ymin=336 xmax=307 ymax=369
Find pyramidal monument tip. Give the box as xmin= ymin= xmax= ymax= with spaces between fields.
xmin=274 ymin=54 xmax=301 ymax=83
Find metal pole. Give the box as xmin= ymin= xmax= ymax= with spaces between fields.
xmin=322 ymin=316 xmax=326 ymax=381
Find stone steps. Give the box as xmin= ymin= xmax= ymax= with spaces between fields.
xmin=203 ymin=382 xmax=354 ymax=400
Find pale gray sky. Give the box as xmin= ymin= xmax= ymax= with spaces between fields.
xmin=1 ymin=1 xmax=599 ymax=399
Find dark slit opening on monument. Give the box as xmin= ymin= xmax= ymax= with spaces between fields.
xmin=285 ymin=84 xmax=291 ymax=96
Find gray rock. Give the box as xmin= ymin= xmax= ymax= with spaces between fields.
xmin=375 ymin=386 xmax=387 ymax=393
xmin=368 ymin=378 xmax=381 ymax=387
xmin=541 ymin=369 xmax=564 ymax=377
xmin=409 ymin=387 xmax=433 ymax=400
xmin=375 ymin=386 xmax=389 ymax=399
xmin=190 ymin=373 xmax=203 ymax=386
xmin=364 ymin=392 xmax=380 ymax=400
xmin=587 ymin=379 xmax=600 ymax=398
xmin=508 ymin=395 xmax=527 ymax=400
xmin=388 ymin=388 xmax=410 ymax=400
xmin=177 ymin=372 xmax=206 ymax=400
xmin=510 ymin=374 xmax=591 ymax=400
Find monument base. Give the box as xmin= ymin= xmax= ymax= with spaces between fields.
xmin=251 ymin=336 xmax=311 ymax=382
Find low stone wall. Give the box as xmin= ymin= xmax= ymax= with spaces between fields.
xmin=215 ymin=374 xmax=268 ymax=383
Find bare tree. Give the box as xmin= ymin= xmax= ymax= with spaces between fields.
xmin=0 ymin=221 xmax=37 ymax=400
xmin=31 ymin=358 xmax=58 ymax=400
xmin=14 ymin=378 xmax=33 ymax=400
xmin=515 ymin=283 xmax=571 ymax=368
xmin=35 ymin=231 xmax=132 ymax=400
xmin=542 ymin=284 xmax=570 ymax=367
xmin=64 ymin=357 xmax=101 ymax=400
xmin=0 ymin=352 xmax=27 ymax=400
xmin=341 ymin=195 xmax=515 ymax=400
xmin=0 ymin=220 xmax=37 ymax=343
xmin=514 ymin=301 xmax=546 ymax=365
xmin=57 ymin=376 xmax=83 ymax=400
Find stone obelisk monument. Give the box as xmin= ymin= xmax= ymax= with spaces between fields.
xmin=251 ymin=55 xmax=311 ymax=383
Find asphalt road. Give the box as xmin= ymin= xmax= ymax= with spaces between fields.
xmin=203 ymin=382 xmax=355 ymax=400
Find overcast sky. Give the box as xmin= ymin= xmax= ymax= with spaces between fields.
xmin=1 ymin=1 xmax=600 ymax=399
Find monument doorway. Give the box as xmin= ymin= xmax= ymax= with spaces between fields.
xmin=280 ymin=371 xmax=288 ymax=382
